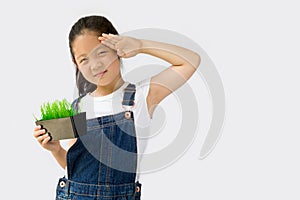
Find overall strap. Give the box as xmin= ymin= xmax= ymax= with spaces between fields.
xmin=122 ymin=83 xmax=139 ymax=188
xmin=122 ymin=83 xmax=136 ymax=108
xmin=71 ymin=94 xmax=86 ymax=113
xmin=122 ymin=83 xmax=136 ymax=120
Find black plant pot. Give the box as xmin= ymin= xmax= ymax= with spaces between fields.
xmin=35 ymin=112 xmax=87 ymax=141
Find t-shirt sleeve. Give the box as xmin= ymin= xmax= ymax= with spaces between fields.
xmin=136 ymin=78 xmax=151 ymax=99
xmin=134 ymin=78 xmax=152 ymax=128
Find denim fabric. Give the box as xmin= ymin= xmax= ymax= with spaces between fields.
xmin=56 ymin=84 xmax=141 ymax=200
xmin=56 ymin=177 xmax=141 ymax=200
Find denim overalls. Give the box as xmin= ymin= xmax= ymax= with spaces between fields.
xmin=56 ymin=84 xmax=142 ymax=200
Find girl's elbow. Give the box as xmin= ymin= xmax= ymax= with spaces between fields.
xmin=187 ymin=51 xmax=201 ymax=69
xmin=194 ymin=53 xmax=201 ymax=69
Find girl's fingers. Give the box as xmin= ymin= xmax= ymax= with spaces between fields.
xmin=108 ymin=33 xmax=122 ymax=41
xmin=42 ymin=135 xmax=51 ymax=145
xmin=101 ymin=39 xmax=116 ymax=50
xmin=98 ymin=36 xmax=104 ymax=41
xmin=100 ymin=33 xmax=121 ymax=43
xmin=34 ymin=125 xmax=41 ymax=131
xmin=102 ymin=33 xmax=118 ymax=38
xmin=98 ymin=37 xmax=119 ymax=45
xmin=37 ymin=133 xmax=48 ymax=143
xmin=34 ymin=129 xmax=46 ymax=138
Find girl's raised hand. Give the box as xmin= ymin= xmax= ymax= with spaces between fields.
xmin=33 ymin=125 xmax=61 ymax=153
xmin=99 ymin=33 xmax=142 ymax=58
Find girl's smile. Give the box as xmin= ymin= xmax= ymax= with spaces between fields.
xmin=94 ymin=70 xmax=108 ymax=78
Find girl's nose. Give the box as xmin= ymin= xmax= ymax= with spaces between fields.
xmin=90 ymin=59 xmax=103 ymax=70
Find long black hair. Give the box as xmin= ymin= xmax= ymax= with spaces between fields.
xmin=68 ymin=15 xmax=119 ymax=96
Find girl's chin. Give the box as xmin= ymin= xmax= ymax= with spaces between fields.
xmin=95 ymin=79 xmax=111 ymax=86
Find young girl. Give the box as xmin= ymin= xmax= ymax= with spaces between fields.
xmin=33 ymin=15 xmax=200 ymax=200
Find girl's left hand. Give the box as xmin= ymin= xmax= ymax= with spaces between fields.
xmin=99 ymin=33 xmax=142 ymax=58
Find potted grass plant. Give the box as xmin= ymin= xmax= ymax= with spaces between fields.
xmin=34 ymin=99 xmax=86 ymax=141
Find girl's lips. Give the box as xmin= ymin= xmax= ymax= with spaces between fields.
xmin=94 ymin=70 xmax=107 ymax=78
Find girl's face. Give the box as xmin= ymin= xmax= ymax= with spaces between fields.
xmin=72 ymin=31 xmax=121 ymax=87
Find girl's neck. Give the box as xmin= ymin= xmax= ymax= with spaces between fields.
xmin=92 ymin=78 xmax=125 ymax=97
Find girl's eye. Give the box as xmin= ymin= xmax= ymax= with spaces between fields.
xmin=80 ymin=58 xmax=88 ymax=64
xmin=97 ymin=51 xmax=107 ymax=56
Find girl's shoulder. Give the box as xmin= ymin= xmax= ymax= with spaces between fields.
xmin=71 ymin=94 xmax=87 ymax=112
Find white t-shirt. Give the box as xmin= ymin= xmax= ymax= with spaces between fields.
xmin=67 ymin=78 xmax=152 ymax=181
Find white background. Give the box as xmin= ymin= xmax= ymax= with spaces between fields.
xmin=0 ymin=0 xmax=299 ymax=199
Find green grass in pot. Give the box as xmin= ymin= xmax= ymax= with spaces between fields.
xmin=35 ymin=99 xmax=78 ymax=121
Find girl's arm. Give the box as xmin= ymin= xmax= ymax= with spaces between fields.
xmin=51 ymin=146 xmax=67 ymax=169
xmin=100 ymin=34 xmax=201 ymax=117
xmin=33 ymin=125 xmax=67 ymax=169
xmin=139 ymin=39 xmax=201 ymax=116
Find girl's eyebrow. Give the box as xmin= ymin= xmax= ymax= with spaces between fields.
xmin=76 ymin=54 xmax=87 ymax=61
xmin=94 ymin=46 xmax=107 ymax=51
